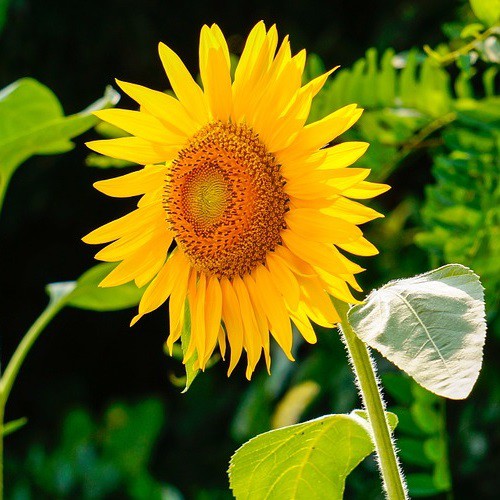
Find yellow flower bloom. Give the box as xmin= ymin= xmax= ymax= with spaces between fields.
xmin=85 ymin=22 xmax=389 ymax=379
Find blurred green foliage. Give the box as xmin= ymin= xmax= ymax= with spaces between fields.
xmin=6 ymin=399 xmax=181 ymax=499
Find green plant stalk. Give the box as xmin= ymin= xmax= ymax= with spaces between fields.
xmin=334 ymin=299 xmax=407 ymax=500
xmin=0 ymin=172 xmax=11 ymax=220
xmin=0 ymin=295 xmax=67 ymax=500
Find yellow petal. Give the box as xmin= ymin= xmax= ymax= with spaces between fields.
xmin=184 ymin=271 xmax=199 ymax=362
xmin=264 ymin=86 xmax=314 ymax=152
xmin=284 ymin=104 xmax=362 ymax=154
xmin=209 ymin=24 xmax=230 ymax=66
xmin=274 ymin=245 xmax=316 ymax=277
xmin=99 ymin=231 xmax=171 ymax=287
xmin=232 ymin=22 xmax=277 ymax=122
xmin=332 ymin=246 xmax=365 ymax=274
xmin=338 ymin=236 xmax=379 ymax=256
xmin=218 ymin=326 xmax=227 ymax=360
xmin=86 ymin=137 xmax=177 ymax=165
xmin=244 ymin=274 xmax=272 ymax=372
xmin=343 ymin=181 xmax=391 ymax=199
xmin=285 ymin=208 xmax=362 ymax=243
xmin=93 ymin=109 xmax=183 ymax=144
xmin=93 ymin=164 xmax=166 ymax=198
xmin=266 ymin=252 xmax=300 ymax=309
xmin=323 ymin=196 xmax=384 ymax=224
xmin=289 ymin=309 xmax=317 ymax=344
xmin=232 ymin=275 xmax=262 ymax=379
xmin=281 ymin=229 xmax=350 ymax=276
xmin=287 ymin=168 xmax=371 ymax=198
xmin=83 ymin=204 xmax=161 ymax=244
xmin=94 ymin=220 xmax=166 ymax=262
xmin=202 ymin=275 xmax=223 ymax=366
xmin=115 ymin=79 xmax=199 ymax=137
xmin=167 ymin=263 xmax=191 ymax=353
xmin=220 ymin=277 xmax=244 ymax=375
xmin=199 ymin=25 xmax=232 ymax=121
xmin=317 ymin=142 xmax=369 ymax=170
xmin=254 ymin=266 xmax=293 ymax=361
xmin=193 ymin=273 xmax=207 ymax=367
xmin=158 ymin=42 xmax=209 ymax=123
xmin=299 ymin=66 xmax=338 ymax=98
xmin=131 ymin=249 xmax=186 ymax=325
xmin=316 ymin=269 xmax=361 ymax=304
xmin=298 ymin=276 xmax=340 ymax=326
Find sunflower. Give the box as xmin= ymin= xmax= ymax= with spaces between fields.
xmin=84 ymin=22 xmax=389 ymax=379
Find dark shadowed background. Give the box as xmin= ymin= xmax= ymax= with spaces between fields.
xmin=1 ymin=0 xmax=498 ymax=498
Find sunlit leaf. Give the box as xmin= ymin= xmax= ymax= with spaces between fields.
xmin=229 ymin=411 xmax=396 ymax=500
xmin=65 ymin=263 xmax=143 ymax=311
xmin=348 ymin=264 xmax=486 ymax=399
xmin=0 ymin=78 xmax=119 ymax=195
xmin=469 ymin=0 xmax=500 ymax=27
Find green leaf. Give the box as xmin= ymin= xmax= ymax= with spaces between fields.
xmin=406 ymin=473 xmax=441 ymax=497
xmin=229 ymin=411 xmax=396 ymax=500
xmin=397 ymin=438 xmax=433 ymax=467
xmin=180 ymin=301 xmax=199 ymax=393
xmin=381 ymin=373 xmax=413 ymax=406
xmin=0 ymin=0 xmax=11 ymax=33
xmin=65 ymin=263 xmax=143 ymax=311
xmin=0 ymin=78 xmax=119 ymax=192
xmin=348 ymin=264 xmax=486 ymax=400
xmin=2 ymin=417 xmax=28 ymax=436
xmin=469 ymin=0 xmax=500 ymax=27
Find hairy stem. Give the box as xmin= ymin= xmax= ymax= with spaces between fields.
xmin=0 ymin=295 xmax=67 ymax=499
xmin=334 ymin=299 xmax=407 ymax=499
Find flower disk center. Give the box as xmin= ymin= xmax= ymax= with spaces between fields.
xmin=165 ymin=122 xmax=289 ymax=279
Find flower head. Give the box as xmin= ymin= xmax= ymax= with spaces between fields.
xmin=85 ymin=22 xmax=389 ymax=378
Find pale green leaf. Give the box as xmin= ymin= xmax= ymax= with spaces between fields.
xmin=229 ymin=411 xmax=396 ymax=500
xmin=470 ymin=0 xmax=500 ymax=27
xmin=348 ymin=264 xmax=486 ymax=400
xmin=0 ymin=79 xmax=119 ymax=189
xmin=65 ymin=263 xmax=143 ymax=311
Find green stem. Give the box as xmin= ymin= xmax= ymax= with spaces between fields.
xmin=0 ymin=172 xmax=10 ymax=221
xmin=334 ymin=299 xmax=407 ymax=499
xmin=0 ymin=405 xmax=3 ymax=500
xmin=0 ymin=294 xmax=67 ymax=499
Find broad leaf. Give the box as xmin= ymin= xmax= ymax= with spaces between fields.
xmin=0 ymin=78 xmax=119 ymax=194
xmin=229 ymin=411 xmax=396 ymax=500
xmin=63 ymin=263 xmax=143 ymax=311
xmin=348 ymin=264 xmax=486 ymax=399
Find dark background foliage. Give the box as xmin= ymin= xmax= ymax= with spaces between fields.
xmin=1 ymin=0 xmax=498 ymax=498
